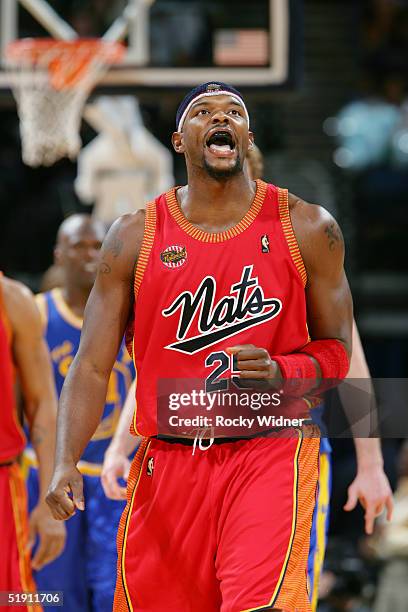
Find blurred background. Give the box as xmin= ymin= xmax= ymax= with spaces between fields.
xmin=1 ymin=1 xmax=408 ymax=609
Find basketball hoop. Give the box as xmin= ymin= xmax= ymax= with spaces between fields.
xmin=5 ymin=39 xmax=125 ymax=166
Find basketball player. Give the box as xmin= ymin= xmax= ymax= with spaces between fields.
xmin=0 ymin=273 xmax=65 ymax=611
xmin=245 ymin=145 xmax=393 ymax=609
xmin=25 ymin=215 xmax=135 ymax=611
xmin=47 ymin=82 xmax=354 ymax=611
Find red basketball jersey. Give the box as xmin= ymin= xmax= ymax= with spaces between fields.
xmin=128 ymin=180 xmax=309 ymax=436
xmin=0 ymin=275 xmax=26 ymax=462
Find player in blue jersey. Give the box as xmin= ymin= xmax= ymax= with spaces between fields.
xmin=24 ymin=214 xmax=135 ymax=612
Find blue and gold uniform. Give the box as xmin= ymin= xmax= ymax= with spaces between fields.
xmin=308 ymin=409 xmax=332 ymax=611
xmin=24 ymin=288 xmax=135 ymax=612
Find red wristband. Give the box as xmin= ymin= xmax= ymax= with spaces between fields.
xmin=300 ymin=339 xmax=349 ymax=381
xmin=272 ymin=353 xmax=317 ymax=396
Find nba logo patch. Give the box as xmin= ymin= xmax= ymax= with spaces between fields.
xmin=160 ymin=245 xmax=188 ymax=269
xmin=261 ymin=235 xmax=270 ymax=253
xmin=147 ymin=457 xmax=154 ymax=476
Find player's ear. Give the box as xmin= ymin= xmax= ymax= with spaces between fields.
xmin=172 ymin=131 xmax=185 ymax=154
xmin=248 ymin=131 xmax=255 ymax=149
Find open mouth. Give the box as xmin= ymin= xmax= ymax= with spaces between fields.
xmin=83 ymin=263 xmax=97 ymax=273
xmin=206 ymin=130 xmax=236 ymax=155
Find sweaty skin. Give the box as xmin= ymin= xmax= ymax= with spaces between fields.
xmin=2 ymin=276 xmax=66 ymax=570
xmin=46 ymin=94 xmax=353 ymax=524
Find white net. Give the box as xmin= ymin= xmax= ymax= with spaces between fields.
xmin=6 ymin=40 xmax=124 ymax=167
xmin=13 ymin=78 xmax=87 ymax=167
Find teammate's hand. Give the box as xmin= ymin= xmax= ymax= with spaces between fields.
xmin=101 ymin=448 xmax=130 ymax=500
xmin=46 ymin=464 xmax=85 ymax=521
xmin=27 ymin=503 xmax=66 ymax=570
xmin=343 ymin=464 xmax=393 ymax=535
xmin=226 ymin=344 xmax=282 ymax=386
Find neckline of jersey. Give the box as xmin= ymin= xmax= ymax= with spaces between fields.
xmin=52 ymin=288 xmax=83 ymax=329
xmin=165 ymin=178 xmax=268 ymax=243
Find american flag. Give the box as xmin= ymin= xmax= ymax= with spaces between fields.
xmin=214 ymin=29 xmax=269 ymax=66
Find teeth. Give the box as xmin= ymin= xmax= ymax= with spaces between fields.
xmin=210 ymin=144 xmax=231 ymax=153
xmin=84 ymin=263 xmax=97 ymax=272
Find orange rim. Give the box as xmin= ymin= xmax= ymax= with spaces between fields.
xmin=6 ymin=38 xmax=125 ymax=89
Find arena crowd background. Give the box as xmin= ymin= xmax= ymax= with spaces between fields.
xmin=1 ymin=1 xmax=408 ymax=610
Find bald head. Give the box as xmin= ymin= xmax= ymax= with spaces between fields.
xmin=56 ymin=214 xmax=105 ymax=247
xmin=55 ymin=214 xmax=106 ymax=293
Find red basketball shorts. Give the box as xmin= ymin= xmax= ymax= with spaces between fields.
xmin=114 ymin=429 xmax=319 ymax=612
xmin=0 ymin=463 xmax=38 ymax=612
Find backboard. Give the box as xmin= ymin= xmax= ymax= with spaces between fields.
xmin=0 ymin=0 xmax=302 ymax=94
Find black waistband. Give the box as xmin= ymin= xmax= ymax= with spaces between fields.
xmin=153 ymin=421 xmax=316 ymax=447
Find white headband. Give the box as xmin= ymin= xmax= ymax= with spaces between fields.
xmin=177 ymin=90 xmax=250 ymax=132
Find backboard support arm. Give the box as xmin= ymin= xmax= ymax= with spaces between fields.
xmin=103 ymin=0 xmax=155 ymax=65
xmin=18 ymin=0 xmax=77 ymax=40
xmin=1 ymin=0 xmax=18 ymax=63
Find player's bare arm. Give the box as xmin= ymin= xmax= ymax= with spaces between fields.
xmin=291 ymin=194 xmax=352 ymax=353
xmin=229 ymin=195 xmax=353 ymax=381
xmin=46 ymin=210 xmax=145 ymax=521
xmin=2 ymin=277 xmax=66 ymax=569
xmin=341 ymin=322 xmax=393 ymax=533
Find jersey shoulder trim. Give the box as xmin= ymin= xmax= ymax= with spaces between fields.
xmin=126 ymin=202 xmax=156 ymax=362
xmin=277 ymin=188 xmax=308 ymax=288
xmin=34 ymin=293 xmax=48 ymax=330
xmin=134 ymin=201 xmax=157 ymax=300
xmin=50 ymin=288 xmax=83 ymax=330
xmin=0 ymin=272 xmax=12 ymax=345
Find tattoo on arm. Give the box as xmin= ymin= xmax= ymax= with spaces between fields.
xmin=103 ymin=226 xmax=124 ymax=258
xmin=98 ymin=224 xmax=123 ymax=276
xmin=325 ymin=222 xmax=343 ymax=251
xmin=110 ymin=238 xmax=123 ymax=258
xmin=99 ymin=262 xmax=111 ymax=274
